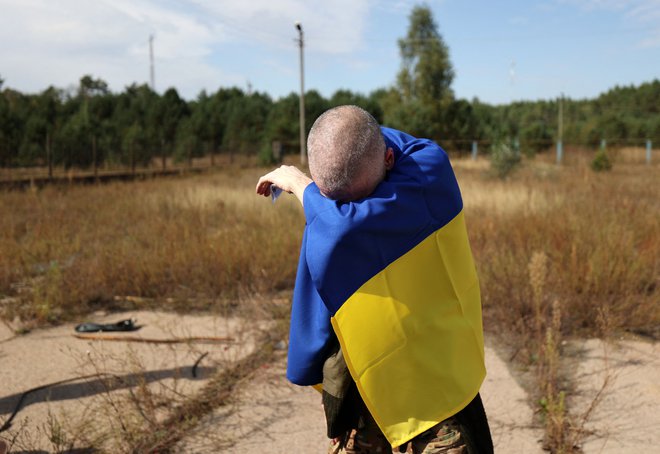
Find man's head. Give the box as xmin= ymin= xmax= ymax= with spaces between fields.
xmin=307 ymin=105 xmax=394 ymax=201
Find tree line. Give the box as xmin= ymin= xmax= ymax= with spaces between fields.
xmin=1 ymin=5 xmax=659 ymax=171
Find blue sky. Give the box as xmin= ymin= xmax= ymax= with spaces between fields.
xmin=1 ymin=0 xmax=659 ymax=104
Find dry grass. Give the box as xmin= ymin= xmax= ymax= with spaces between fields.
xmin=456 ymin=157 xmax=658 ymax=452
xmin=0 ymin=154 xmax=256 ymax=182
xmin=1 ymin=157 xmax=658 ymax=452
xmin=0 ymin=167 xmax=303 ymax=325
xmin=457 ymin=159 xmax=659 ymax=342
xmin=2 ymin=157 xmax=657 ymax=335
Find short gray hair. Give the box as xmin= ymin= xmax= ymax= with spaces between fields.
xmin=307 ymin=105 xmax=385 ymax=200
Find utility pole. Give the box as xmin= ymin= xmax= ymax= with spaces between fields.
xmin=556 ymin=93 xmax=563 ymax=165
xmin=295 ymin=22 xmax=306 ymax=165
xmin=149 ymin=34 xmax=155 ymax=91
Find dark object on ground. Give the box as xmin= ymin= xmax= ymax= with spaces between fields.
xmin=74 ymin=319 xmax=138 ymax=333
xmin=73 ymin=333 xmax=233 ymax=344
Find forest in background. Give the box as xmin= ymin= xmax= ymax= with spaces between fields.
xmin=1 ymin=5 xmax=659 ymax=171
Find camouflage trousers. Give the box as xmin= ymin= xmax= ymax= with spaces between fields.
xmin=328 ymin=415 xmax=466 ymax=454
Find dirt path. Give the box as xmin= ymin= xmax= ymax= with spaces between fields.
xmin=0 ymin=311 xmax=261 ymax=452
xmin=3 ymin=315 xmax=657 ymax=453
xmin=569 ymin=338 xmax=660 ymax=453
xmin=180 ymin=337 xmax=660 ymax=453
xmin=178 ymin=338 xmax=547 ymax=453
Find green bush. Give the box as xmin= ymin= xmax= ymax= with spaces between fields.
xmin=490 ymin=141 xmax=521 ymax=179
xmin=591 ymin=148 xmax=612 ymax=172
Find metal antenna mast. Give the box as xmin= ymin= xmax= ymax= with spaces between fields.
xmin=149 ymin=34 xmax=155 ymax=91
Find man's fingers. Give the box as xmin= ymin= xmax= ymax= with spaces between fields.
xmin=256 ymin=178 xmax=272 ymax=196
xmin=255 ymin=165 xmax=310 ymax=204
xmin=256 ymin=167 xmax=288 ymax=195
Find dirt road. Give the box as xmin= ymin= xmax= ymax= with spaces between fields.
xmin=2 ymin=313 xmax=657 ymax=453
xmin=178 ymin=340 xmax=546 ymax=453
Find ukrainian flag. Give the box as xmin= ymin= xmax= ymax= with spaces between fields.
xmin=287 ymin=127 xmax=485 ymax=448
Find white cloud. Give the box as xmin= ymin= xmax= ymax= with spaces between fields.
xmin=198 ymin=0 xmax=371 ymax=54
xmin=558 ymin=0 xmax=660 ymax=47
xmin=0 ymin=0 xmax=372 ymax=97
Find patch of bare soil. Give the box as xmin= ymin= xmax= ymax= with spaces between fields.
xmin=5 ymin=315 xmax=655 ymax=453
xmin=0 ymin=311 xmax=263 ymax=452
xmin=568 ymin=338 xmax=660 ymax=453
xmin=177 ymin=337 xmax=547 ymax=453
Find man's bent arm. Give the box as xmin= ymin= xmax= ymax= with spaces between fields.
xmin=256 ymin=165 xmax=312 ymax=206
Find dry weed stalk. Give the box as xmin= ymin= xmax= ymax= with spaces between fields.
xmin=569 ymin=305 xmax=616 ymax=449
xmin=539 ymin=300 xmax=572 ymax=453
xmin=538 ymin=302 xmax=616 ymax=453
xmin=529 ymin=250 xmax=548 ymax=347
xmin=32 ymin=342 xmax=204 ymax=452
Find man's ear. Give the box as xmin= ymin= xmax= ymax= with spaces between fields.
xmin=384 ymin=147 xmax=395 ymax=170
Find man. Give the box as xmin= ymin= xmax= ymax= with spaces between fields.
xmin=256 ymin=106 xmax=492 ymax=453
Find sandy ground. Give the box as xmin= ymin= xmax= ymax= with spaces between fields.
xmin=177 ymin=339 xmax=547 ymax=453
xmin=2 ymin=315 xmax=658 ymax=453
xmin=569 ymin=338 xmax=660 ymax=453
xmin=0 ymin=311 xmax=262 ymax=452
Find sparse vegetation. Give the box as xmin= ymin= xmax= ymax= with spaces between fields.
xmin=461 ymin=159 xmax=659 ymax=339
xmin=1 ymin=157 xmax=658 ymax=452
xmin=0 ymin=167 xmax=304 ymax=325
xmin=458 ymin=157 xmax=658 ymax=452
xmin=591 ymin=147 xmax=613 ymax=171
xmin=489 ymin=141 xmax=522 ymax=179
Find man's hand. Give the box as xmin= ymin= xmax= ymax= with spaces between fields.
xmin=256 ymin=165 xmax=313 ymax=206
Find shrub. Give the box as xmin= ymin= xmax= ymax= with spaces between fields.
xmin=591 ymin=148 xmax=612 ymax=171
xmin=490 ymin=141 xmax=521 ymax=179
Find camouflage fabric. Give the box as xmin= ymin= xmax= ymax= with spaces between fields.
xmin=328 ymin=416 xmax=468 ymax=454
xmin=405 ymin=418 xmax=466 ymax=454
xmin=328 ymin=412 xmax=392 ymax=454
xmin=328 ymin=428 xmax=392 ymax=453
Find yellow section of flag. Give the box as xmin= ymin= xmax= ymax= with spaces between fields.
xmin=331 ymin=210 xmax=486 ymax=448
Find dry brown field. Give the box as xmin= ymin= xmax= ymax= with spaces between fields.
xmin=0 ymin=154 xmax=658 ymax=452
xmin=3 ymin=154 xmax=657 ymax=335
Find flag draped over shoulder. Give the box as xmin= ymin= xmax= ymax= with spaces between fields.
xmin=288 ymin=127 xmax=486 ymax=448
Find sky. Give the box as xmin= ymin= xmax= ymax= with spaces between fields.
xmin=1 ymin=0 xmax=659 ymax=105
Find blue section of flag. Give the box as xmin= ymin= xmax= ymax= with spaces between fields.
xmin=287 ymin=127 xmax=463 ymax=386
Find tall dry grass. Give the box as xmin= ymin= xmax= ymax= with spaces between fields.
xmin=457 ymin=159 xmax=659 ymax=343
xmin=0 ymin=168 xmax=303 ymax=324
xmin=456 ymin=158 xmax=658 ymax=452
xmin=1 ymin=159 xmax=658 ymax=338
